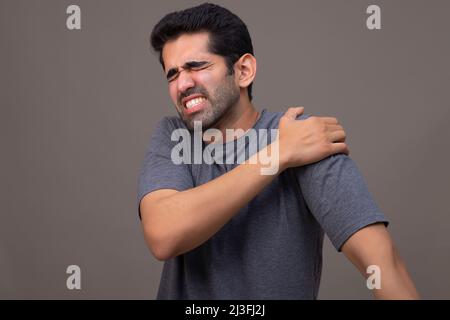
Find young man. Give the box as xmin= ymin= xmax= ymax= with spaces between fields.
xmin=138 ymin=3 xmax=419 ymax=299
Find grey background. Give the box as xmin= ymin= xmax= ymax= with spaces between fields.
xmin=1 ymin=0 xmax=449 ymax=299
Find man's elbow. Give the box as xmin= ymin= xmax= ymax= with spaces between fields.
xmin=140 ymin=190 xmax=182 ymax=261
xmin=150 ymin=244 xmax=173 ymax=262
xmin=143 ymin=225 xmax=176 ymax=261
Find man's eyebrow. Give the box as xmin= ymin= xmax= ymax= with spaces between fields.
xmin=166 ymin=61 xmax=210 ymax=80
xmin=183 ymin=60 xmax=209 ymax=68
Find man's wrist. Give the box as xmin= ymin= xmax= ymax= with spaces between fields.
xmin=274 ymin=141 xmax=289 ymax=173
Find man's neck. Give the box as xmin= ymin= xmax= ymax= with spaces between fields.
xmin=211 ymin=99 xmax=260 ymax=143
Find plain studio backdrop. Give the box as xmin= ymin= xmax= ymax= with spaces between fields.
xmin=1 ymin=0 xmax=449 ymax=299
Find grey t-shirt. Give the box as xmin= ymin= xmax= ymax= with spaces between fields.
xmin=137 ymin=109 xmax=388 ymax=299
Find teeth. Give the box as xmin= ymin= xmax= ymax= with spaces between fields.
xmin=185 ymin=97 xmax=206 ymax=109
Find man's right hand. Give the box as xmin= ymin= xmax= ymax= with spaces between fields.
xmin=278 ymin=107 xmax=349 ymax=170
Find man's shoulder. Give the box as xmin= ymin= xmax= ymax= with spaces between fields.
xmin=157 ymin=115 xmax=187 ymax=130
xmin=258 ymin=109 xmax=310 ymax=129
xmin=151 ymin=115 xmax=188 ymax=139
xmin=257 ymin=110 xmax=282 ymax=129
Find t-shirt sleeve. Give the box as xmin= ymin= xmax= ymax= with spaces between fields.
xmin=294 ymin=154 xmax=389 ymax=251
xmin=137 ymin=117 xmax=194 ymax=217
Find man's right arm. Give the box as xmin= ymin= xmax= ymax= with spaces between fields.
xmin=140 ymin=107 xmax=348 ymax=260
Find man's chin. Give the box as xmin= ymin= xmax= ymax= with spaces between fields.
xmin=180 ymin=112 xmax=214 ymax=131
xmin=180 ymin=115 xmax=204 ymax=131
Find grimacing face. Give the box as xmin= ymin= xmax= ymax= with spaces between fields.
xmin=162 ymin=32 xmax=240 ymax=130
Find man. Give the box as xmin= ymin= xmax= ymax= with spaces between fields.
xmin=138 ymin=3 xmax=419 ymax=299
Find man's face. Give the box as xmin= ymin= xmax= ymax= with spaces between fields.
xmin=162 ymin=32 xmax=240 ymax=130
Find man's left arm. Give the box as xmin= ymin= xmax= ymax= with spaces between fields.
xmin=295 ymin=153 xmax=419 ymax=299
xmin=341 ymin=223 xmax=419 ymax=299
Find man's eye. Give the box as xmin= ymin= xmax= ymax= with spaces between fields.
xmin=167 ymin=73 xmax=179 ymax=82
xmin=167 ymin=63 xmax=211 ymax=83
xmin=191 ymin=63 xmax=212 ymax=71
xmin=192 ymin=65 xmax=207 ymax=70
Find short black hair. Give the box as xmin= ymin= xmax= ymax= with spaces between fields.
xmin=150 ymin=2 xmax=254 ymax=101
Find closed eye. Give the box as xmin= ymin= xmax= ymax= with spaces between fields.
xmin=186 ymin=61 xmax=210 ymax=70
xmin=166 ymin=61 xmax=213 ymax=82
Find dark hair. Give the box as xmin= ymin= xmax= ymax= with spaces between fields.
xmin=150 ymin=3 xmax=254 ymax=101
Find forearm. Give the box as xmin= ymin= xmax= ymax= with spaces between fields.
xmin=371 ymin=249 xmax=420 ymax=299
xmin=144 ymin=144 xmax=285 ymax=260
xmin=342 ymin=224 xmax=419 ymax=299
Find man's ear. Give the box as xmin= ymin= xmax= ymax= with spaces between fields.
xmin=234 ymin=53 xmax=257 ymax=90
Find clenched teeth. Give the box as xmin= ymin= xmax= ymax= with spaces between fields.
xmin=185 ymin=97 xmax=206 ymax=109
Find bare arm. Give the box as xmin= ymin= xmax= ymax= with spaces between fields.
xmin=141 ymin=145 xmax=283 ymax=260
xmin=341 ymin=223 xmax=420 ymax=299
xmin=141 ymin=107 xmax=348 ymax=260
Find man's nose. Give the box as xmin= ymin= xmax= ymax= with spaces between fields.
xmin=177 ymin=70 xmax=195 ymax=93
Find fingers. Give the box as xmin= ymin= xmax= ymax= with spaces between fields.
xmin=330 ymin=142 xmax=350 ymax=155
xmin=320 ymin=117 xmax=339 ymax=124
xmin=327 ymin=124 xmax=344 ymax=132
xmin=328 ymin=129 xmax=346 ymax=142
xmin=283 ymin=106 xmax=305 ymax=120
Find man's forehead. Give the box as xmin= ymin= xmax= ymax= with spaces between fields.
xmin=162 ymin=32 xmax=217 ymax=69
